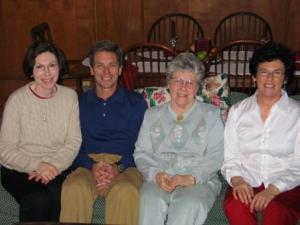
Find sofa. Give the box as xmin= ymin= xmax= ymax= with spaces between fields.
xmin=0 ymin=73 xmax=230 ymax=225
xmin=1 ymin=73 xmax=300 ymax=225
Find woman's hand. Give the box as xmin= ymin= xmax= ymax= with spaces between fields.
xmin=169 ymin=174 xmax=195 ymax=187
xmin=28 ymin=162 xmax=59 ymax=184
xmin=231 ymin=176 xmax=254 ymax=205
xmin=250 ymin=184 xmax=280 ymax=212
xmin=155 ymin=172 xmax=176 ymax=192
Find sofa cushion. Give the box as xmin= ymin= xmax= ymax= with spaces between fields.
xmin=135 ymin=73 xmax=230 ymax=109
xmin=135 ymin=74 xmax=230 ymax=122
xmin=229 ymin=91 xmax=248 ymax=105
xmin=290 ymin=94 xmax=300 ymax=101
xmin=201 ymin=73 xmax=230 ymax=109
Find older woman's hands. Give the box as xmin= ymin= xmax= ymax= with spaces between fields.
xmin=28 ymin=162 xmax=59 ymax=184
xmin=169 ymin=174 xmax=195 ymax=187
xmin=156 ymin=172 xmax=176 ymax=192
xmin=231 ymin=176 xmax=254 ymax=205
xmin=250 ymin=184 xmax=280 ymax=212
xmin=156 ymin=173 xmax=196 ymax=192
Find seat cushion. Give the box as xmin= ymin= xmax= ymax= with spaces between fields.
xmin=0 ymin=167 xmax=19 ymax=225
xmin=290 ymin=94 xmax=300 ymax=101
xmin=229 ymin=91 xmax=248 ymax=105
xmin=203 ymin=174 xmax=228 ymax=225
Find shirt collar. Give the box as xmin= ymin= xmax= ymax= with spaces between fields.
xmin=91 ymin=87 xmax=123 ymax=103
xmin=251 ymin=89 xmax=289 ymax=114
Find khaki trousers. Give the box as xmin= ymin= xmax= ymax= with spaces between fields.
xmin=60 ymin=167 xmax=142 ymax=225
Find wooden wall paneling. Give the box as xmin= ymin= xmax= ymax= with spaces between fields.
xmin=0 ymin=0 xmax=35 ymax=111
xmin=143 ymin=0 xmax=190 ymax=41
xmin=1 ymin=0 xmax=300 ymax=112
xmin=0 ymin=0 xmax=95 ymax=76
xmin=0 ymin=0 xmax=96 ymax=111
xmin=188 ymin=0 xmax=289 ymax=45
xmin=0 ymin=0 xmax=35 ymax=77
xmin=50 ymin=0 xmax=96 ymax=60
xmin=286 ymin=0 xmax=300 ymax=50
xmin=188 ymin=0 xmax=254 ymax=41
xmin=144 ymin=0 xmax=291 ymax=49
xmin=95 ymin=0 xmax=144 ymax=49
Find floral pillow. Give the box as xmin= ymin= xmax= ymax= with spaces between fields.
xmin=200 ymin=73 xmax=230 ymax=109
xmin=135 ymin=73 xmax=230 ymax=109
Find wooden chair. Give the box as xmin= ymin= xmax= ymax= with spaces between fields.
xmin=31 ymin=22 xmax=53 ymax=43
xmin=287 ymin=50 xmax=300 ymax=95
xmin=294 ymin=51 xmax=300 ymax=94
xmin=213 ymin=12 xmax=272 ymax=49
xmin=147 ymin=13 xmax=204 ymax=51
xmin=209 ymin=40 xmax=264 ymax=96
xmin=121 ymin=42 xmax=177 ymax=89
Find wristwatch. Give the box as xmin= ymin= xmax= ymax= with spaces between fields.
xmin=116 ymin=163 xmax=125 ymax=173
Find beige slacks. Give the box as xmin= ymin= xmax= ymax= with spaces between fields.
xmin=60 ymin=167 xmax=142 ymax=225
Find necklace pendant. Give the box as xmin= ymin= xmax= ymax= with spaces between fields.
xmin=176 ymin=114 xmax=184 ymax=124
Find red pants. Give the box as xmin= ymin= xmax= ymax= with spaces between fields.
xmin=223 ymin=184 xmax=300 ymax=225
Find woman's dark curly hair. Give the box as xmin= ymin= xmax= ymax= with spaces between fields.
xmin=249 ymin=41 xmax=295 ymax=82
xmin=23 ymin=41 xmax=68 ymax=78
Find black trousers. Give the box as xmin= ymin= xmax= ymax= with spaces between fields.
xmin=1 ymin=166 xmax=69 ymax=222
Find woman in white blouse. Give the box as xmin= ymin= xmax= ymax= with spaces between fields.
xmin=222 ymin=42 xmax=300 ymax=225
xmin=134 ymin=53 xmax=224 ymax=225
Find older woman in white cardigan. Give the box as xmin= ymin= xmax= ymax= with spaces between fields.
xmin=134 ymin=52 xmax=224 ymax=225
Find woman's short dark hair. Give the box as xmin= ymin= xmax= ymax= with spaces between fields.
xmin=23 ymin=42 xmax=67 ymax=78
xmin=249 ymin=41 xmax=295 ymax=82
xmin=88 ymin=40 xmax=123 ymax=67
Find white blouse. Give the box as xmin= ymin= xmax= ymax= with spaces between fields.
xmin=222 ymin=91 xmax=300 ymax=192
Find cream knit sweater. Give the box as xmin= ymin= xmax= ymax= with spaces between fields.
xmin=0 ymin=82 xmax=82 ymax=173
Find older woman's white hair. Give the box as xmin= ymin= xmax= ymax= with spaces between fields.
xmin=166 ymin=52 xmax=206 ymax=84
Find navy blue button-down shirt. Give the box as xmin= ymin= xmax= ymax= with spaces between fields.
xmin=72 ymin=87 xmax=147 ymax=170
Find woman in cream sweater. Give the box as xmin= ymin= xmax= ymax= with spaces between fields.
xmin=0 ymin=42 xmax=82 ymax=222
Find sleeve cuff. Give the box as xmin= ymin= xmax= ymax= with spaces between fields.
xmin=272 ymin=181 xmax=288 ymax=192
xmin=222 ymin=169 xmax=243 ymax=187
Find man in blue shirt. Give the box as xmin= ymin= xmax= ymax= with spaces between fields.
xmin=60 ymin=40 xmax=147 ymax=225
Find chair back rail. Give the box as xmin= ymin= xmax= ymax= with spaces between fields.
xmin=31 ymin=22 xmax=53 ymax=43
xmin=147 ymin=13 xmax=204 ymax=51
xmin=210 ymin=40 xmax=264 ymax=95
xmin=213 ymin=12 xmax=272 ymax=49
xmin=122 ymin=42 xmax=177 ymax=89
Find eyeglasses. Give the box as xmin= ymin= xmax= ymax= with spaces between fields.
xmin=34 ymin=63 xmax=59 ymax=73
xmin=171 ymin=77 xmax=197 ymax=89
xmin=257 ymin=69 xmax=284 ymax=78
